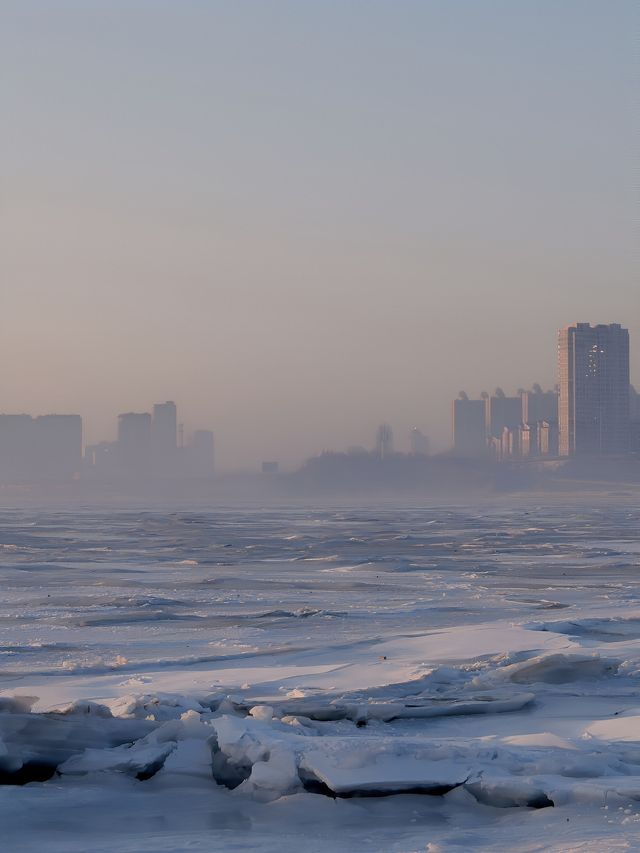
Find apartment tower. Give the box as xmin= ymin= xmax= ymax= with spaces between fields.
xmin=558 ymin=323 xmax=630 ymax=456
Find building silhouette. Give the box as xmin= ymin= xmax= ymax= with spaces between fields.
xmin=485 ymin=388 xmax=521 ymax=439
xmin=152 ymin=401 xmax=178 ymax=475
xmin=453 ymin=385 xmax=560 ymax=461
xmin=82 ymin=399 xmax=215 ymax=480
xmin=558 ymin=323 xmax=630 ymax=456
xmin=453 ymin=393 xmax=486 ymax=457
xmin=152 ymin=401 xmax=177 ymax=448
xmin=521 ymin=385 xmax=558 ymax=425
xmin=0 ymin=415 xmax=35 ymax=480
xmin=0 ymin=413 xmax=82 ymax=481
xmin=538 ymin=420 xmax=559 ymax=456
xmin=117 ymin=412 xmax=152 ymax=474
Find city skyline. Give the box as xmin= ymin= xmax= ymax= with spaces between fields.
xmin=2 ymin=2 xmax=636 ymax=469
xmin=1 ymin=320 xmax=636 ymax=476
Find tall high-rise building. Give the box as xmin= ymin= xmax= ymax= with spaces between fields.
xmin=485 ymin=388 xmax=521 ymax=438
xmin=152 ymin=402 xmax=177 ymax=452
xmin=117 ymin=412 xmax=152 ymax=473
xmin=152 ymin=401 xmax=178 ymax=475
xmin=558 ymin=323 xmax=630 ymax=456
xmin=0 ymin=415 xmax=36 ymax=480
xmin=453 ymin=393 xmax=486 ymax=457
xmin=0 ymin=414 xmax=82 ymax=481
xmin=521 ymin=385 xmax=558 ymax=425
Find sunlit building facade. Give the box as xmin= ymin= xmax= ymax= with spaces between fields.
xmin=558 ymin=323 xmax=630 ymax=456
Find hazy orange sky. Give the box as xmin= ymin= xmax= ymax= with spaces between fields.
xmin=2 ymin=1 xmax=637 ymax=469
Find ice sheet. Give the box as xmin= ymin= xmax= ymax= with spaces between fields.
xmin=1 ymin=499 xmax=640 ymax=851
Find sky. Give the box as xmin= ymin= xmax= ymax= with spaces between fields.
xmin=1 ymin=0 xmax=637 ymax=470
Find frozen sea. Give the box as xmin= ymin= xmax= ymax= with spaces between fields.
xmin=1 ymin=498 xmax=640 ymax=851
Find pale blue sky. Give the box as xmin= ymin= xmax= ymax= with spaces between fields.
xmin=1 ymin=1 xmax=637 ymax=467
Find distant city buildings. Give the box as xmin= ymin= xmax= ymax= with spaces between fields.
xmin=0 ymin=414 xmax=82 ymax=481
xmin=83 ymin=401 xmax=215 ymax=480
xmin=0 ymin=320 xmax=635 ymax=485
xmin=117 ymin=412 xmax=152 ymax=475
xmin=453 ymin=385 xmax=559 ymax=461
xmin=521 ymin=384 xmax=558 ymax=425
xmin=558 ymin=323 xmax=630 ymax=456
xmin=485 ymin=388 xmax=521 ymax=439
xmin=0 ymin=400 xmax=214 ymax=484
xmin=152 ymin=401 xmax=178 ymax=473
xmin=453 ymin=393 xmax=486 ymax=458
xmin=452 ymin=321 xmax=634 ymax=462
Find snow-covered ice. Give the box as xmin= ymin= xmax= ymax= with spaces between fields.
xmin=1 ymin=498 xmax=640 ymax=851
